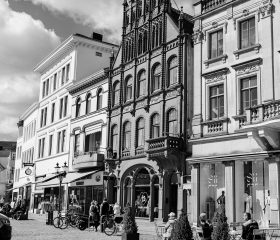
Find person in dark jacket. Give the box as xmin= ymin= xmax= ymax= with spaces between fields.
xmin=89 ymin=201 xmax=100 ymax=231
xmin=199 ymin=212 xmax=213 ymax=240
xmin=100 ymin=198 xmax=110 ymax=216
xmin=241 ymin=212 xmax=259 ymax=240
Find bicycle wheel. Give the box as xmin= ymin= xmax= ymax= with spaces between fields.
xmin=59 ymin=217 xmax=69 ymax=229
xmin=53 ymin=217 xmax=64 ymax=228
xmin=104 ymin=219 xmax=116 ymax=236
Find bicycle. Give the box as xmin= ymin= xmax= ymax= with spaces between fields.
xmin=53 ymin=209 xmax=80 ymax=229
xmin=104 ymin=214 xmax=123 ymax=236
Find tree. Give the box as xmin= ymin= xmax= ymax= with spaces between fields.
xmin=171 ymin=211 xmax=193 ymax=240
xmin=122 ymin=206 xmax=138 ymax=234
xmin=211 ymin=204 xmax=230 ymax=240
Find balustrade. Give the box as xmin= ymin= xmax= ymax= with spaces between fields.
xmin=201 ymin=0 xmax=226 ymax=12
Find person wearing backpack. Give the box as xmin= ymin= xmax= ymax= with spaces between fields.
xmin=241 ymin=212 xmax=259 ymax=240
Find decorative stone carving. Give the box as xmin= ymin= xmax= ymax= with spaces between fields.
xmin=123 ymin=105 xmax=131 ymax=113
xmin=259 ymin=0 xmax=273 ymax=19
xmin=212 ymin=21 xmax=218 ymax=28
xmin=111 ymin=108 xmax=120 ymax=116
xmin=242 ymin=9 xmax=249 ymax=17
xmin=150 ymin=96 xmax=161 ymax=104
xmin=236 ymin=64 xmax=260 ymax=76
xmin=166 ymin=90 xmax=178 ymax=99
xmin=204 ymin=71 xmax=227 ymax=84
xmin=192 ymin=30 xmax=204 ymax=44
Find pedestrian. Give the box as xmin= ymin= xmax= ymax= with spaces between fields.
xmin=100 ymin=198 xmax=110 ymax=217
xmin=89 ymin=200 xmax=100 ymax=232
xmin=163 ymin=212 xmax=176 ymax=240
xmin=113 ymin=202 xmax=121 ymax=216
xmin=199 ymin=213 xmax=213 ymax=240
xmin=241 ymin=212 xmax=259 ymax=240
xmin=217 ymin=191 xmax=225 ymax=205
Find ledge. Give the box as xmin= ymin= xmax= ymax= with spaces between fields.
xmin=233 ymin=44 xmax=261 ymax=60
xmin=204 ymin=54 xmax=228 ymax=68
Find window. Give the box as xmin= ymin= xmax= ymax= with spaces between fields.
xmin=113 ymin=81 xmax=120 ymax=106
xmin=125 ymin=77 xmax=133 ymax=101
xmin=40 ymin=107 xmax=47 ymax=127
xmin=63 ymin=96 xmax=68 ymax=117
xmin=152 ymin=64 xmax=161 ymax=92
xmin=61 ymin=67 xmax=65 ymax=85
xmin=167 ymin=56 xmax=178 ymax=86
xmin=61 ymin=130 xmax=66 ymax=152
xmin=241 ymin=76 xmax=257 ymax=114
xmin=209 ymin=30 xmax=223 ymax=59
xmin=96 ymin=52 xmax=102 ymax=57
xmin=74 ymin=134 xmax=80 ymax=153
xmin=38 ymin=138 xmax=45 ymax=158
xmin=151 ymin=113 xmax=160 ymax=138
xmin=49 ymin=135 xmax=53 ymax=156
xmin=66 ymin=64 xmax=70 ymax=82
xmin=96 ymin=89 xmax=103 ymax=110
xmin=167 ymin=109 xmax=177 ymax=136
xmin=143 ymin=31 xmax=148 ymax=52
xmin=57 ymin=130 xmax=66 ymax=153
xmin=59 ymin=98 xmax=63 ymax=119
xmin=138 ymin=33 xmax=143 ymax=55
xmin=42 ymin=82 xmax=46 ymax=98
xmin=46 ymin=79 xmax=50 ymax=96
xmin=240 ymin=17 xmax=255 ymax=49
xmin=123 ymin=122 xmax=131 ymax=150
xmin=210 ymin=85 xmax=224 ymax=119
xmin=51 ymin=103 xmax=55 ymax=123
xmin=86 ymin=93 xmax=91 ymax=114
xmin=137 ymin=71 xmax=146 ymax=97
xmin=136 ymin=118 xmax=145 ymax=147
xmin=76 ymin=97 xmax=81 ymax=117
xmin=111 ymin=125 xmax=118 ymax=151
xmin=53 ymin=73 xmax=57 ymax=91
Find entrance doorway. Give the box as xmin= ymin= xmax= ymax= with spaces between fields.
xmin=169 ymin=173 xmax=178 ymax=216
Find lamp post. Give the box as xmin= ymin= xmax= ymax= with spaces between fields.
xmin=55 ymin=162 xmax=68 ymax=214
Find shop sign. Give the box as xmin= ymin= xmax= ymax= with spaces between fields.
xmin=76 ymin=181 xmax=84 ymax=186
xmin=25 ymin=168 xmax=32 ymax=176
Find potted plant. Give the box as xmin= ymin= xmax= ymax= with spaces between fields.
xmin=211 ymin=204 xmax=230 ymax=240
xmin=171 ymin=210 xmax=193 ymax=240
xmin=122 ymin=205 xmax=139 ymax=240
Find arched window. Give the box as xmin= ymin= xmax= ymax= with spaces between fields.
xmin=159 ymin=22 xmax=163 ymax=45
xmin=75 ymin=97 xmax=81 ymax=117
xmin=113 ymin=81 xmax=120 ymax=106
xmin=96 ymin=88 xmax=103 ymax=110
xmin=152 ymin=26 xmax=156 ymax=49
xmin=111 ymin=125 xmax=118 ymax=151
xmin=136 ymin=118 xmax=145 ymax=147
xmin=155 ymin=24 xmax=159 ymax=47
xmin=167 ymin=56 xmax=178 ymax=87
xmin=167 ymin=109 xmax=177 ymax=136
xmin=151 ymin=63 xmax=161 ymax=92
xmin=151 ymin=113 xmax=160 ymax=138
xmin=125 ymin=77 xmax=133 ymax=102
xmin=85 ymin=93 xmax=91 ymax=114
xmin=123 ymin=122 xmax=131 ymax=150
xmin=137 ymin=70 xmax=146 ymax=97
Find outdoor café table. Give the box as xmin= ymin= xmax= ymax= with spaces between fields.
xmin=254 ymin=228 xmax=280 ymax=240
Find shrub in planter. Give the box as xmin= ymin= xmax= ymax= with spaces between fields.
xmin=211 ymin=204 xmax=230 ymax=240
xmin=122 ymin=206 xmax=139 ymax=240
xmin=171 ymin=211 xmax=193 ymax=240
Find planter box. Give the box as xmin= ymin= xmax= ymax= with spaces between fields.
xmin=121 ymin=232 xmax=139 ymax=240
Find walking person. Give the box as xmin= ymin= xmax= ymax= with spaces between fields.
xmin=163 ymin=212 xmax=176 ymax=240
xmin=89 ymin=200 xmax=100 ymax=232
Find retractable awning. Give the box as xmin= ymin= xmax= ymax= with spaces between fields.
xmin=36 ymin=170 xmax=99 ymax=187
xmin=6 ymin=182 xmax=32 ymax=192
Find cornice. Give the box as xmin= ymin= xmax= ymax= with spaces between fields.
xmin=19 ymin=102 xmax=39 ymax=121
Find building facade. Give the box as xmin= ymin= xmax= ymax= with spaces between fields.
xmin=105 ymin=0 xmax=193 ymax=221
xmin=33 ymin=33 xmax=116 ymax=211
xmin=67 ymin=68 xmax=117 ymax=214
xmin=0 ymin=142 xmax=16 ymax=202
xmin=190 ymin=0 xmax=280 ymax=226
xmin=14 ymin=102 xmax=38 ymax=211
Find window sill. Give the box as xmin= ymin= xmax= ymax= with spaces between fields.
xmin=204 ymin=54 xmax=228 ymax=68
xmin=233 ymin=44 xmax=261 ymax=60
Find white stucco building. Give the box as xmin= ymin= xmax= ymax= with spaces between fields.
xmin=33 ymin=33 xmax=117 ymax=211
xmin=14 ymin=102 xmax=38 ymax=211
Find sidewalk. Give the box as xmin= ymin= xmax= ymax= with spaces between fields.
xmin=27 ymin=212 xmax=161 ymax=240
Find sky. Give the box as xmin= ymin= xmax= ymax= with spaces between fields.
xmin=0 ymin=0 xmax=194 ymax=141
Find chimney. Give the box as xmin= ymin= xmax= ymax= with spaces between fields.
xmin=92 ymin=32 xmax=103 ymax=42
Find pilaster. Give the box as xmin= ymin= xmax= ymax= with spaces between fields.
xmin=191 ymin=163 xmax=200 ymax=224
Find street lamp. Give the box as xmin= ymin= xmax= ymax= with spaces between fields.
xmin=55 ymin=162 xmax=68 ymax=214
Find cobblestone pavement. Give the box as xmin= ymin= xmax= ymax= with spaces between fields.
xmin=10 ymin=213 xmax=159 ymax=240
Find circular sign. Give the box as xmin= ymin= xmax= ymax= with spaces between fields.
xmin=25 ymin=168 xmax=32 ymax=176
xmin=95 ymin=175 xmax=101 ymax=182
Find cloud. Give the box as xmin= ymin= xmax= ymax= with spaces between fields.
xmin=0 ymin=0 xmax=60 ymax=141
xmin=22 ymin=0 xmax=194 ymax=42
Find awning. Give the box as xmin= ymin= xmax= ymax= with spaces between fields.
xmin=6 ymin=182 xmax=32 ymax=192
xmin=36 ymin=170 xmax=99 ymax=187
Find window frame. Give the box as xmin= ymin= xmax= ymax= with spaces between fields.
xmin=123 ymin=121 xmax=131 ymax=150
xmin=151 ymin=63 xmax=161 ymax=93
xmin=111 ymin=125 xmax=118 ymax=152
xmin=125 ymin=77 xmax=133 ymax=102
xmin=76 ymin=97 xmax=81 ymax=118
xmin=167 ymin=109 xmax=178 ymax=136
xmin=112 ymin=81 xmax=120 ymax=106
xmin=137 ymin=70 xmax=146 ymax=97
xmin=239 ymin=17 xmax=256 ymax=49
xmin=167 ymin=56 xmax=178 ymax=87
xmin=96 ymin=88 xmax=103 ymax=110
xmin=209 ymin=29 xmax=223 ymax=59
xmin=151 ymin=113 xmax=160 ymax=139
xmin=136 ymin=118 xmax=145 ymax=148
xmin=85 ymin=93 xmax=92 ymax=114
xmin=240 ymin=76 xmax=258 ymax=114
xmin=209 ymin=84 xmax=225 ymax=120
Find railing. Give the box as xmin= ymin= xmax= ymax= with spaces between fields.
xmin=201 ymin=0 xmax=226 ymax=13
xmin=246 ymin=100 xmax=280 ymax=124
xmin=207 ymin=121 xmax=223 ymax=133
xmin=147 ymin=136 xmax=182 ymax=151
xmin=201 ymin=118 xmax=228 ymax=135
xmin=122 ymin=150 xmax=130 ymax=158
xmin=73 ymin=150 xmax=104 ymax=169
xmin=135 ymin=148 xmax=145 ymax=156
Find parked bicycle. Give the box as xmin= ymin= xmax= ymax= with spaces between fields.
xmin=53 ymin=209 xmax=80 ymax=229
xmin=104 ymin=214 xmax=123 ymax=236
